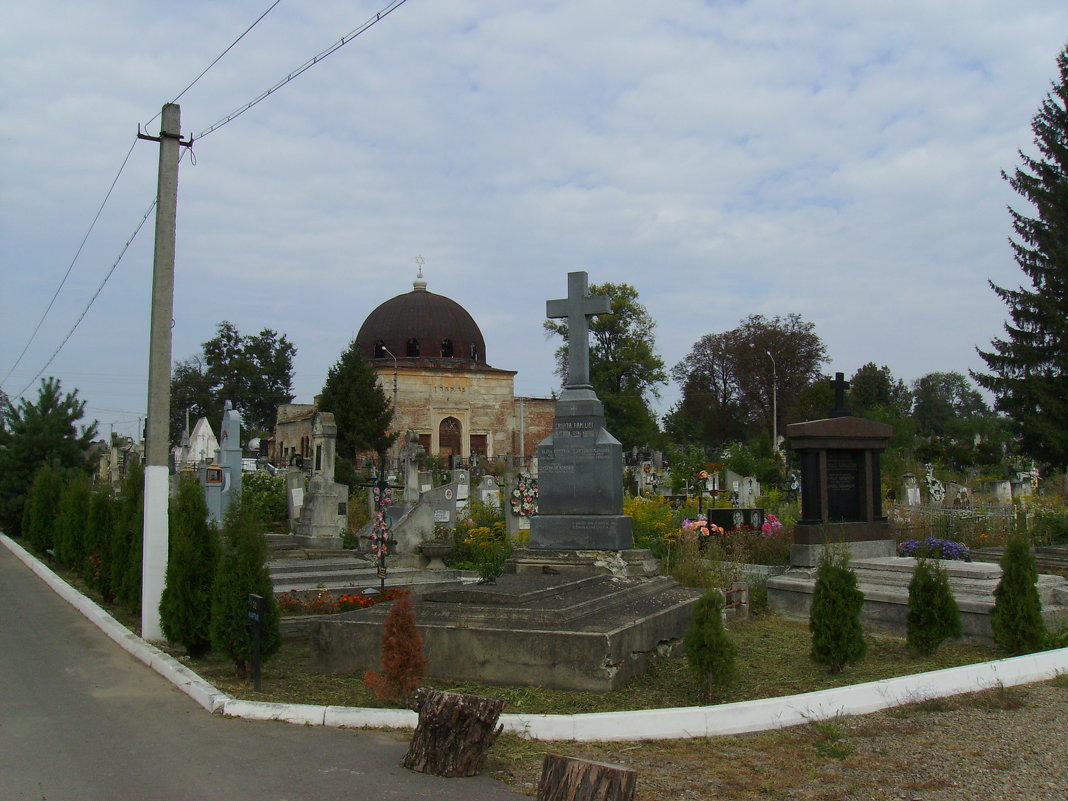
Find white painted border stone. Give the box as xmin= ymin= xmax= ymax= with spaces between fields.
xmin=6 ymin=533 xmax=1067 ymax=741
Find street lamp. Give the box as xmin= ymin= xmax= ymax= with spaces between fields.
xmin=766 ymin=350 xmax=777 ymax=451
xmin=381 ymin=345 xmax=399 ymax=474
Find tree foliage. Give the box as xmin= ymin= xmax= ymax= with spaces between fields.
xmin=671 ymin=314 xmax=828 ymax=449
xmin=364 ymin=592 xmax=426 ymax=705
xmin=906 ymin=557 xmax=962 ymax=655
xmin=809 ymin=548 xmax=867 ymax=673
xmin=170 ymin=321 xmax=296 ymax=442
xmin=210 ymin=500 xmax=280 ymax=677
xmin=160 ymin=476 xmax=218 ymax=657
xmin=83 ymin=485 xmax=116 ymax=599
xmin=111 ymin=461 xmax=144 ymax=614
xmin=991 ymin=535 xmax=1046 ymax=655
xmin=318 ymin=338 xmax=396 ymax=463
xmin=544 ymin=282 xmax=667 ymax=449
xmin=21 ymin=462 xmax=65 ymax=554
xmin=684 ymin=589 xmax=737 ymax=701
xmin=848 ymin=363 xmax=912 ymax=419
xmin=54 ymin=471 xmax=91 ymax=569
xmin=0 ymin=377 xmax=97 ymax=536
xmin=975 ymin=46 xmax=1068 ymax=469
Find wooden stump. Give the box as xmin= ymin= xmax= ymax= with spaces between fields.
xmin=536 ymin=754 xmax=637 ymax=801
xmin=401 ymin=688 xmax=505 ymax=777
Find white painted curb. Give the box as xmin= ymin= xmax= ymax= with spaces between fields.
xmin=6 ymin=533 xmax=1067 ymax=741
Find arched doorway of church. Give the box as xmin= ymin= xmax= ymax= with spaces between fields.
xmin=438 ymin=416 xmax=462 ymax=465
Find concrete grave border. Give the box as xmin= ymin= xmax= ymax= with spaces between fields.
xmin=6 ymin=533 xmax=1067 ymax=741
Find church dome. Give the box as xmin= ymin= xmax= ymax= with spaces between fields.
xmin=355 ymin=275 xmax=488 ymax=366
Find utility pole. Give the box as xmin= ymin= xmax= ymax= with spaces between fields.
xmin=138 ymin=104 xmax=189 ymax=641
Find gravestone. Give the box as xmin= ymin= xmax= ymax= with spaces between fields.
xmin=737 ymin=476 xmax=760 ymax=507
xmin=989 ymin=479 xmax=1012 ymax=504
xmin=901 ymin=472 xmax=921 ymax=506
xmin=292 ymin=411 xmax=349 ymax=548
xmin=199 ymin=401 xmax=243 ymax=524
xmin=526 ymin=272 xmax=633 ymax=552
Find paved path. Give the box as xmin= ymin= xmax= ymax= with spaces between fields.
xmin=0 ymin=545 xmax=524 ymax=801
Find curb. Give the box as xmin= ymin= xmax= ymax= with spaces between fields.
xmin=6 ymin=533 xmax=1067 ymax=741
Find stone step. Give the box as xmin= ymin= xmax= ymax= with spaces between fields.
xmin=268 ymin=557 xmax=373 ymax=576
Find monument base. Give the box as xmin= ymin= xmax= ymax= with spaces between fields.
xmin=768 ymin=556 xmax=1068 ymax=644
xmin=310 ymin=572 xmax=702 ymax=691
xmin=528 ymin=514 xmax=633 ymax=550
xmin=507 ymin=547 xmax=659 ymax=578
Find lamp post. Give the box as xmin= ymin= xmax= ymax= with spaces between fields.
xmin=381 ymin=346 xmax=399 ymax=474
xmin=766 ymin=350 xmax=777 ymax=452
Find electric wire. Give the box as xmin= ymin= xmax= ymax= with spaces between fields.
xmin=196 ymin=0 xmax=410 ymax=140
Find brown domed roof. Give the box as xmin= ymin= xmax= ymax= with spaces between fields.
xmin=355 ymin=276 xmax=488 ymax=366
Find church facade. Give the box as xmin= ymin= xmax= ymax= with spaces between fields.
xmin=354 ymin=273 xmax=554 ymax=467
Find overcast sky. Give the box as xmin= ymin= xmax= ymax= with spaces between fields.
xmin=2 ymin=1 xmax=1066 ymax=441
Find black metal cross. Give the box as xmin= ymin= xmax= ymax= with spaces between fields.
xmin=829 ymin=372 xmax=850 ymax=417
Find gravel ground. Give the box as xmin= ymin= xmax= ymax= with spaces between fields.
xmin=492 ymin=679 xmax=1068 ymax=800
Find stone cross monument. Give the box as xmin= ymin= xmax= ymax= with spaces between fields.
xmin=528 ymin=271 xmax=634 ymax=551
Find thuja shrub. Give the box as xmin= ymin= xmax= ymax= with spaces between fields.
xmin=906 ymin=556 xmax=962 ymax=655
xmin=365 ymin=593 xmax=426 ymax=706
xmin=160 ymin=476 xmax=218 ymax=657
xmin=111 ymin=462 xmax=144 ymax=614
xmin=22 ymin=462 xmax=64 ymax=555
xmin=83 ymin=486 xmax=116 ymax=600
xmin=210 ymin=500 xmax=280 ymax=678
xmin=991 ymin=535 xmax=1046 ymax=655
xmin=684 ymin=589 xmax=737 ymax=702
xmin=809 ymin=547 xmax=867 ymax=674
xmin=54 ymin=472 xmax=91 ymax=570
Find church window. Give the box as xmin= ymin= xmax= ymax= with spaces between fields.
xmin=470 ymin=343 xmax=479 ymax=360
xmin=373 ymin=340 xmax=386 ymax=358
xmin=440 ymin=338 xmax=453 ymax=358
xmin=406 ymin=338 xmax=420 ymax=357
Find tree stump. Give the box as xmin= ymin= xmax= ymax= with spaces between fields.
xmin=401 ymin=688 xmax=505 ymax=777
xmin=536 ymin=754 xmax=636 ymax=801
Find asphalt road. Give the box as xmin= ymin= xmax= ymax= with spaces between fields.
xmin=0 ymin=543 xmax=525 ymax=801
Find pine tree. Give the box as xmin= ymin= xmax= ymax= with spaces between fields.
xmin=54 ymin=472 xmax=91 ymax=570
xmin=684 ymin=589 xmax=738 ymax=701
xmin=21 ymin=462 xmax=64 ymax=555
xmin=83 ymin=485 xmax=116 ymax=599
xmin=906 ymin=556 xmax=963 ymax=655
xmin=318 ymin=338 xmax=397 ymax=463
xmin=364 ymin=592 xmax=425 ymax=705
xmin=110 ymin=461 xmax=144 ymax=614
xmin=991 ymin=535 xmax=1046 ymax=655
xmin=210 ymin=500 xmax=280 ymax=677
xmin=160 ymin=476 xmax=218 ymax=657
xmin=975 ymin=46 xmax=1068 ymax=468
xmin=809 ymin=547 xmax=867 ymax=673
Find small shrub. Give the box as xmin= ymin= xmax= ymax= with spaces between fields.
xmin=906 ymin=556 xmax=962 ymax=655
xmin=111 ymin=462 xmax=144 ymax=614
xmin=160 ymin=476 xmax=218 ymax=657
xmin=991 ymin=535 xmax=1046 ymax=655
xmin=82 ymin=486 xmax=116 ymax=599
xmin=809 ymin=547 xmax=867 ymax=673
xmin=54 ymin=471 xmax=91 ymax=569
xmin=364 ymin=593 xmax=426 ymax=705
xmin=22 ymin=462 xmax=64 ymax=555
xmin=1032 ymin=499 xmax=1068 ymax=545
xmin=684 ymin=589 xmax=737 ymax=702
xmin=241 ymin=470 xmax=287 ymax=524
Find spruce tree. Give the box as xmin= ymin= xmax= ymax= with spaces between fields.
xmin=991 ymin=535 xmax=1046 ymax=655
xmin=809 ymin=547 xmax=867 ymax=673
xmin=684 ymin=589 xmax=738 ymax=701
xmin=210 ymin=500 xmax=280 ymax=677
xmin=83 ymin=485 xmax=116 ymax=599
xmin=975 ymin=46 xmax=1068 ymax=468
xmin=21 ymin=462 xmax=64 ymax=555
xmin=906 ymin=556 xmax=962 ymax=655
xmin=54 ymin=472 xmax=91 ymax=570
xmin=318 ymin=338 xmax=397 ymax=463
xmin=160 ymin=476 xmax=218 ymax=657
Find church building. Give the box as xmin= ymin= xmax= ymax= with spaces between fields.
xmin=354 ymin=272 xmax=554 ymax=467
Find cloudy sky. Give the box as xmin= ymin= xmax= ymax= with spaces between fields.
xmin=2 ymin=1 xmax=1066 ymax=440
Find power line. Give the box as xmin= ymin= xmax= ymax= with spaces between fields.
xmin=196 ymin=0 xmax=411 ymax=140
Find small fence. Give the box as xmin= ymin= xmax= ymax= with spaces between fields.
xmin=888 ymin=501 xmax=1017 ymax=543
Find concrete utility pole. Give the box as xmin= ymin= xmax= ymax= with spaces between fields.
xmin=139 ymin=104 xmax=186 ymax=641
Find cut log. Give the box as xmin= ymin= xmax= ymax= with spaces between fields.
xmin=401 ymin=688 xmax=505 ymax=777
xmin=536 ymin=754 xmax=637 ymax=801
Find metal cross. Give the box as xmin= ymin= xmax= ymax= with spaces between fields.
xmin=546 ymin=271 xmax=611 ymax=389
xmin=829 ymin=372 xmax=851 ymax=417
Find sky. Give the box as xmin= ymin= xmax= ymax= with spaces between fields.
xmin=2 ymin=1 xmax=1067 ymax=441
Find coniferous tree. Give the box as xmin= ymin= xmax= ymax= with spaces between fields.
xmin=318 ymin=338 xmax=397 ymax=463
xmin=210 ymin=500 xmax=280 ymax=677
xmin=906 ymin=556 xmax=962 ymax=655
xmin=54 ymin=471 xmax=91 ymax=570
xmin=809 ymin=547 xmax=867 ymax=673
xmin=975 ymin=46 xmax=1068 ymax=468
xmin=21 ymin=462 xmax=64 ymax=555
xmin=991 ymin=535 xmax=1046 ymax=655
xmin=684 ymin=589 xmax=738 ymax=701
xmin=83 ymin=485 xmax=116 ymax=599
xmin=160 ymin=476 xmax=218 ymax=657
xmin=110 ymin=462 xmax=144 ymax=614
xmin=364 ymin=592 xmax=425 ymax=705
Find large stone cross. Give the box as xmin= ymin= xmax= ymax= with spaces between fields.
xmin=547 ymin=271 xmax=611 ymax=389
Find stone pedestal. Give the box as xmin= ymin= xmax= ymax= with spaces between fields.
xmin=508 ymin=548 xmax=659 ymax=578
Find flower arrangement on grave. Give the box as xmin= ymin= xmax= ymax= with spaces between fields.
xmin=897 ymin=537 xmax=971 ymax=562
xmin=370 ymin=512 xmax=392 ymax=560
xmin=277 ymin=587 xmax=408 ymax=615
xmin=510 ymin=473 xmax=538 ymax=516
xmin=681 ymin=516 xmax=725 ymax=544
xmin=761 ymin=513 xmax=784 ymax=538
